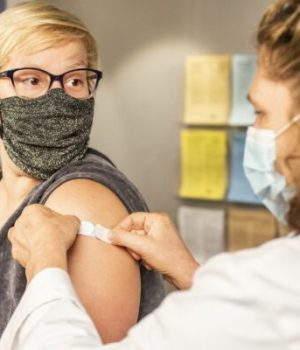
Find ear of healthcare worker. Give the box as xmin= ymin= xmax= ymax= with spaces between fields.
xmin=110 ymin=212 xmax=199 ymax=290
xmin=8 ymin=204 xmax=80 ymax=282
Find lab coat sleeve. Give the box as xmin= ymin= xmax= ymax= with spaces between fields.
xmin=0 ymin=249 xmax=288 ymax=350
xmin=0 ymin=268 xmax=103 ymax=350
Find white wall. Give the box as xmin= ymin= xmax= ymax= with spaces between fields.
xmin=7 ymin=0 xmax=272 ymax=221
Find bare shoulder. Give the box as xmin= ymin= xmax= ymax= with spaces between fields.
xmin=45 ymin=178 xmax=128 ymax=227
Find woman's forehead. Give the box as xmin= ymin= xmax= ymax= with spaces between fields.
xmin=4 ymin=40 xmax=88 ymax=71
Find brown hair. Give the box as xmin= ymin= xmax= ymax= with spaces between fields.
xmin=257 ymin=0 xmax=300 ymax=230
xmin=257 ymin=0 xmax=300 ymax=80
xmin=0 ymin=1 xmax=98 ymax=69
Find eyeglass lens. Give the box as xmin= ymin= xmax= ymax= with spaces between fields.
xmin=12 ymin=69 xmax=98 ymax=99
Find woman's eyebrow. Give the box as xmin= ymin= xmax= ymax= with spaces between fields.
xmin=67 ymin=60 xmax=88 ymax=68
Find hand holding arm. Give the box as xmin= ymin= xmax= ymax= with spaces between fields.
xmin=109 ymin=212 xmax=199 ymax=290
xmin=8 ymin=204 xmax=80 ymax=282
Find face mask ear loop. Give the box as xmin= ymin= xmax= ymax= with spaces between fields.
xmin=275 ymin=114 xmax=300 ymax=139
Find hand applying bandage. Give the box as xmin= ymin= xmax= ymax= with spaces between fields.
xmin=109 ymin=212 xmax=199 ymax=290
xmin=8 ymin=204 xmax=80 ymax=282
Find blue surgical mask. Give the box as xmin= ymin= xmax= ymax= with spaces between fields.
xmin=243 ymin=115 xmax=300 ymax=224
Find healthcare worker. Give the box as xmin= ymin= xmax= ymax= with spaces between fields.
xmin=2 ymin=0 xmax=300 ymax=348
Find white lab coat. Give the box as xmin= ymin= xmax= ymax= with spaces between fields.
xmin=1 ymin=234 xmax=300 ymax=350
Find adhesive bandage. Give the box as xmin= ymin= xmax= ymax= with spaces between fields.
xmin=79 ymin=221 xmax=111 ymax=244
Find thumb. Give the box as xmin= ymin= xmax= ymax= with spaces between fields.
xmin=108 ymin=229 xmax=148 ymax=257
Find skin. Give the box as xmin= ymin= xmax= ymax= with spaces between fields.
xmin=8 ymin=51 xmax=300 ymax=329
xmin=0 ymin=40 xmax=141 ymax=343
xmin=9 ymin=205 xmax=80 ymax=279
xmin=247 ymin=58 xmax=300 ymax=190
xmin=110 ymin=212 xmax=199 ymax=290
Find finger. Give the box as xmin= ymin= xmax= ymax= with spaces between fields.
xmin=65 ymin=214 xmax=81 ymax=229
xmin=109 ymin=229 xmax=149 ymax=257
xmin=142 ymin=262 xmax=152 ymax=271
xmin=113 ymin=212 xmax=149 ymax=232
xmin=135 ymin=230 xmax=146 ymax=236
xmin=10 ymin=234 xmax=30 ymax=256
xmin=8 ymin=226 xmax=31 ymax=257
xmin=14 ymin=216 xmax=31 ymax=234
xmin=7 ymin=228 xmax=15 ymax=243
xmin=11 ymin=242 xmax=30 ymax=267
xmin=12 ymin=249 xmax=30 ymax=267
xmin=64 ymin=215 xmax=80 ymax=247
xmin=9 ymin=226 xmax=29 ymax=248
xmin=127 ymin=250 xmax=141 ymax=261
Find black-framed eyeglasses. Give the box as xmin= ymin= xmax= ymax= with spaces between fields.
xmin=0 ymin=67 xmax=102 ymax=99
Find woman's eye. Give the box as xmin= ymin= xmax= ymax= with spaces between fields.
xmin=22 ymin=77 xmax=41 ymax=86
xmin=68 ymin=79 xmax=84 ymax=87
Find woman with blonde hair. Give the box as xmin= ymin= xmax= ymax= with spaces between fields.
xmin=0 ymin=0 xmax=164 ymax=343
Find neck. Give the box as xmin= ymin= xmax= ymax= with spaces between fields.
xmin=0 ymin=168 xmax=39 ymax=205
xmin=0 ymin=143 xmax=39 ymax=206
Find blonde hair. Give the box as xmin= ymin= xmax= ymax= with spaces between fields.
xmin=0 ymin=1 xmax=98 ymax=70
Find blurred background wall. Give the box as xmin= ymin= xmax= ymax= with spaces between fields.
xmin=8 ymin=0 xmax=272 ymax=221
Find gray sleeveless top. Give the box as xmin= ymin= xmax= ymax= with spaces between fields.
xmin=0 ymin=148 xmax=165 ymax=336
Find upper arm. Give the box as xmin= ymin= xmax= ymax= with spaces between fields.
xmin=45 ymin=179 xmax=141 ymax=343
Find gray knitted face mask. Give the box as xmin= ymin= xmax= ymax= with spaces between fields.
xmin=0 ymin=88 xmax=94 ymax=180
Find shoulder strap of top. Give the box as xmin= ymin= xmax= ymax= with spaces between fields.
xmin=36 ymin=148 xmax=149 ymax=213
xmin=87 ymin=148 xmax=116 ymax=168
